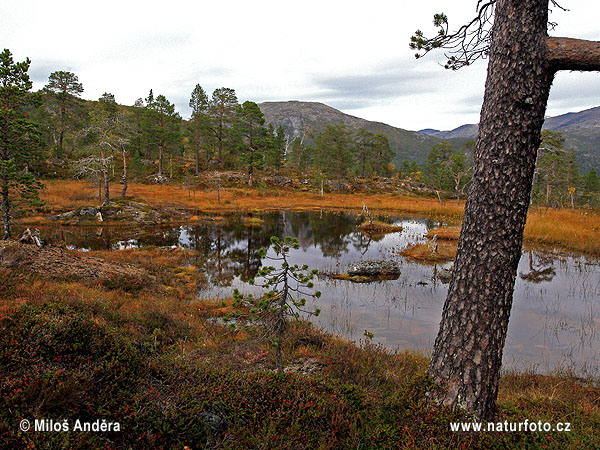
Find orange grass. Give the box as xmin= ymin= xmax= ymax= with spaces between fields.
xmin=357 ymin=220 xmax=404 ymax=234
xmin=400 ymin=240 xmax=458 ymax=264
xmin=524 ymin=208 xmax=600 ymax=255
xmin=426 ymin=226 xmax=461 ymax=240
xmin=498 ymin=372 xmax=600 ymax=419
xmin=36 ymin=180 xmax=600 ymax=255
xmin=38 ymin=179 xmax=465 ymax=218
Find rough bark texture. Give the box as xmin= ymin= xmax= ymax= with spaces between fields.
xmin=103 ymin=169 xmax=110 ymax=206
xmin=121 ymin=146 xmax=128 ymax=199
xmin=547 ymin=37 xmax=600 ymax=71
xmin=2 ymin=174 xmax=10 ymax=239
xmin=428 ymin=0 xmax=555 ymax=421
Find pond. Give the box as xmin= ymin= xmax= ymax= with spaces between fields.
xmin=26 ymin=210 xmax=600 ymax=378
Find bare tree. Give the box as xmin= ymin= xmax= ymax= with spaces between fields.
xmin=78 ymin=107 xmax=130 ymax=206
xmin=412 ymin=1 xmax=600 ymax=420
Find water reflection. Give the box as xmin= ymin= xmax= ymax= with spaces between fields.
xmin=20 ymin=211 xmax=600 ymax=377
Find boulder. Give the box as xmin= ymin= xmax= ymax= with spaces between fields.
xmin=79 ymin=206 xmax=98 ymax=217
xmin=437 ymin=267 xmax=452 ymax=284
xmin=347 ymin=260 xmax=401 ymax=277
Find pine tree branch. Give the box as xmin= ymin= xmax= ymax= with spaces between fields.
xmin=547 ymin=37 xmax=600 ymax=72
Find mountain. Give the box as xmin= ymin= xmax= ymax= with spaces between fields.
xmin=419 ymin=106 xmax=600 ymax=172
xmin=543 ymin=106 xmax=600 ymax=130
xmin=259 ymin=101 xmax=600 ymax=173
xmin=259 ymin=101 xmax=445 ymax=167
xmin=419 ymin=124 xmax=478 ymax=140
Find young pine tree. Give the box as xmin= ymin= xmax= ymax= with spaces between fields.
xmin=0 ymin=49 xmax=44 ymax=239
xmin=227 ymin=236 xmax=321 ymax=373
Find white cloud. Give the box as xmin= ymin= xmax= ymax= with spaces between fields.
xmin=1 ymin=0 xmax=598 ymax=131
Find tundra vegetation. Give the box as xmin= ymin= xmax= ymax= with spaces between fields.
xmin=1 ymin=26 xmax=600 ymax=448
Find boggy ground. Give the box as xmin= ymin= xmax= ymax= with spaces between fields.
xmin=1 ymin=242 xmax=599 ymax=449
xmin=23 ymin=179 xmax=600 ymax=256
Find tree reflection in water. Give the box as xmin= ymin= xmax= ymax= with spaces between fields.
xmin=15 ymin=211 xmax=600 ymax=377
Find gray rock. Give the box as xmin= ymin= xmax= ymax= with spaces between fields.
xmin=79 ymin=207 xmax=98 ymax=217
xmin=57 ymin=210 xmax=77 ymax=219
xmin=438 ymin=268 xmax=452 ymax=283
xmin=347 ymin=260 xmax=401 ymax=277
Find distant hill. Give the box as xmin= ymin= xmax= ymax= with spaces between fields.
xmin=419 ymin=124 xmax=479 ymax=140
xmin=419 ymin=106 xmax=600 ymax=172
xmin=259 ymin=101 xmax=444 ymax=167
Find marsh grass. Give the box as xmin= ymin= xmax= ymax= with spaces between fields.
xmin=357 ymin=220 xmax=404 ymax=234
xmin=1 ymin=243 xmax=599 ymax=449
xmin=401 ymin=240 xmax=458 ymax=264
xmin=427 ymin=225 xmax=461 ymax=240
xmin=35 ymin=180 xmax=600 ymax=256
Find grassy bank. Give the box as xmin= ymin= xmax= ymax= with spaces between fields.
xmin=1 ymin=245 xmax=599 ymax=449
xmin=29 ymin=179 xmax=600 ymax=256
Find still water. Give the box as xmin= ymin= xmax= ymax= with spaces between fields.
xmin=32 ymin=210 xmax=600 ymax=377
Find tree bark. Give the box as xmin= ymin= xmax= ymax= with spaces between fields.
xmin=103 ymin=169 xmax=110 ymax=206
xmin=158 ymin=115 xmax=164 ymax=177
xmin=158 ymin=142 xmax=164 ymax=177
xmin=547 ymin=37 xmax=600 ymax=71
xmin=100 ymin=148 xmax=110 ymax=206
xmin=428 ymin=0 xmax=555 ymax=421
xmin=248 ymin=148 xmax=254 ymax=188
xmin=2 ymin=173 xmax=10 ymax=239
xmin=195 ymin=129 xmax=200 ymax=176
xmin=121 ymin=146 xmax=128 ymax=199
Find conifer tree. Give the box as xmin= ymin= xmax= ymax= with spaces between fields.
xmin=234 ymin=101 xmax=267 ymax=187
xmin=141 ymin=90 xmax=180 ymax=178
xmin=0 ymin=49 xmax=44 ymax=239
xmin=189 ymin=84 xmax=210 ymax=174
xmin=44 ymin=70 xmax=84 ymax=155
xmin=314 ymin=124 xmax=352 ymax=187
xmin=413 ymin=0 xmax=600 ymax=419
xmin=208 ymin=87 xmax=238 ymax=167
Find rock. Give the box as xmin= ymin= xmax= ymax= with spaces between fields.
xmin=56 ymin=210 xmax=77 ymax=219
xmin=284 ymin=358 xmax=324 ymax=375
xmin=438 ymin=267 xmax=452 ymax=284
xmin=347 ymin=260 xmax=401 ymax=277
xmin=151 ymin=175 xmax=169 ymax=184
xmin=272 ymin=176 xmax=292 ymax=186
xmin=79 ymin=206 xmax=98 ymax=217
xmin=19 ymin=228 xmax=45 ymax=247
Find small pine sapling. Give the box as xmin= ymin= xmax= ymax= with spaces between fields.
xmin=227 ymin=236 xmax=321 ymax=373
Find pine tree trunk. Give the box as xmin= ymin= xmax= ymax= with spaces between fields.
xmin=248 ymin=149 xmax=254 ymax=187
xmin=2 ymin=173 xmax=10 ymax=239
xmin=103 ymin=172 xmax=110 ymax=206
xmin=58 ymin=130 xmax=64 ymax=155
xmin=195 ymin=129 xmax=200 ymax=176
xmin=101 ymin=148 xmax=110 ymax=206
xmin=121 ymin=146 xmax=128 ymax=198
xmin=158 ymin=142 xmax=164 ymax=177
xmin=427 ymin=0 xmax=555 ymax=421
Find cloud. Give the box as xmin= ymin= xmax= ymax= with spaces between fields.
xmin=548 ymin=72 xmax=600 ymax=106
xmin=28 ymin=59 xmax=79 ymax=85
xmin=311 ymin=65 xmax=441 ymax=107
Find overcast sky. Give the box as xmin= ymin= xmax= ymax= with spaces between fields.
xmin=2 ymin=1 xmax=598 ymax=131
